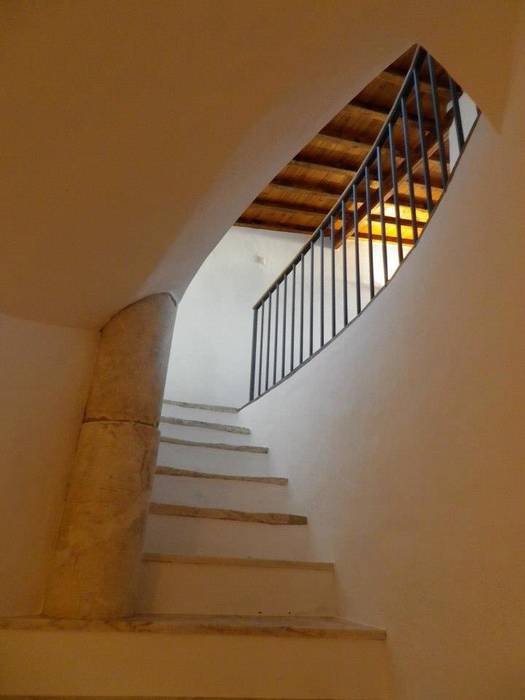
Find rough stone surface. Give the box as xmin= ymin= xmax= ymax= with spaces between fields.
xmin=85 ymin=294 xmax=176 ymax=425
xmin=44 ymin=293 xmax=177 ymax=619
xmin=44 ymin=421 xmax=159 ymax=619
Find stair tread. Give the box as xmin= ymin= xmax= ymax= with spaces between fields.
xmin=160 ymin=416 xmax=250 ymax=435
xmin=149 ymin=502 xmax=307 ymax=525
xmin=163 ymin=399 xmax=239 ymax=413
xmin=143 ymin=552 xmax=334 ymax=571
xmin=0 ymin=614 xmax=386 ymax=639
xmin=161 ymin=436 xmax=268 ymax=454
xmin=155 ymin=465 xmax=287 ymax=485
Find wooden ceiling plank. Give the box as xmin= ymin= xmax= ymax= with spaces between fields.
xmin=264 ymin=181 xmax=339 ymax=202
xmin=288 ymin=157 xmax=443 ymax=193
xmin=381 ymin=68 xmax=450 ymax=99
xmin=337 ymin=128 xmax=448 ymax=247
xmin=236 ymin=219 xmax=315 ymax=236
xmin=339 ymin=101 xmax=437 ymax=133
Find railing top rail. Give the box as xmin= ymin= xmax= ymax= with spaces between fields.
xmin=252 ymin=45 xmax=427 ymax=310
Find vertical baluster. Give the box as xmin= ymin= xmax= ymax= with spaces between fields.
xmin=258 ymin=302 xmax=264 ymax=398
xmin=427 ymin=54 xmax=448 ymax=188
xmin=290 ymin=263 xmax=296 ymax=372
xmin=353 ymin=183 xmax=361 ymax=314
xmin=265 ymin=291 xmax=272 ymax=392
xmin=273 ymin=282 xmax=279 ymax=386
xmin=281 ymin=273 xmax=287 ymax=380
xmin=413 ymin=66 xmax=433 ymax=214
xmin=388 ymin=120 xmax=403 ymax=263
xmin=330 ymin=215 xmax=336 ymax=337
xmin=341 ymin=199 xmax=348 ymax=326
xmin=310 ymin=237 xmax=315 ymax=356
xmin=365 ymin=166 xmax=375 ymax=299
xmin=249 ymin=306 xmax=258 ymax=401
xmin=376 ymin=143 xmax=388 ymax=284
xmin=300 ymin=252 xmax=305 ymax=363
xmin=448 ymin=76 xmax=465 ymax=152
xmin=400 ymin=95 xmax=418 ymax=242
xmin=320 ymin=228 xmax=325 ymax=347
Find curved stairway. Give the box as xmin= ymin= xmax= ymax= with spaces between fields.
xmin=0 ymin=399 xmax=390 ymax=698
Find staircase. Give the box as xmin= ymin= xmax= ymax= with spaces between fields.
xmin=0 ymin=399 xmax=390 ymax=698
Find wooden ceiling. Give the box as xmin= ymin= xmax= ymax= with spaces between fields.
xmin=236 ymin=45 xmax=452 ymax=241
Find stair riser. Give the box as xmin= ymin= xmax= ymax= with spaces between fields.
xmin=151 ymin=474 xmax=290 ymax=512
xmin=157 ymin=442 xmax=271 ymax=477
xmin=160 ymin=422 xmax=253 ymax=445
xmin=0 ymin=630 xmax=389 ymax=698
xmin=137 ymin=561 xmax=337 ymax=616
xmin=162 ymin=403 xmax=241 ymax=424
xmin=145 ymin=513 xmax=314 ymax=560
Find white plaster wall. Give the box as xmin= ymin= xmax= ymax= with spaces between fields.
xmin=0 ymin=313 xmax=97 ymax=615
xmin=165 ymin=225 xmax=412 ymax=406
xmin=164 ymin=227 xmax=306 ymax=407
xmin=240 ymin=13 xmax=525 ymax=699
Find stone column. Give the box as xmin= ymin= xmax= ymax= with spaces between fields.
xmin=44 ymin=293 xmax=176 ymax=619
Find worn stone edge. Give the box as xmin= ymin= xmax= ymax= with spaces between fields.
xmin=142 ymin=552 xmax=334 ymax=571
xmin=155 ymin=466 xmax=287 ymax=485
xmin=149 ymin=502 xmax=307 ymax=525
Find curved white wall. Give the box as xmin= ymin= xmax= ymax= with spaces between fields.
xmin=240 ymin=14 xmax=525 ymax=697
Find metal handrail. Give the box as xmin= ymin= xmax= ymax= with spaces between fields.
xmin=248 ymin=45 xmax=471 ymax=402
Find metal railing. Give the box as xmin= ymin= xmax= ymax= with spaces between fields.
xmin=249 ymin=46 xmax=475 ymax=401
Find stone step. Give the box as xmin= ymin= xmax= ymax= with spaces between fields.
xmin=149 ymin=502 xmax=307 ymax=525
xmin=157 ymin=440 xmax=272 ymax=477
xmin=152 ymin=472 xmax=291 ymax=512
xmin=160 ymin=422 xmax=255 ymax=445
xmin=155 ymin=465 xmax=288 ymax=485
xmin=145 ymin=512 xmax=315 ymax=560
xmin=162 ymin=400 xmax=242 ymax=425
xmin=160 ymin=415 xmax=250 ymax=435
xmin=164 ymin=399 xmax=239 ymax=413
xmin=160 ymin=436 xmax=268 ymax=454
xmin=0 ymin=615 xmax=389 ymax=698
xmin=0 ymin=613 xmax=385 ymax=639
xmin=142 ymin=552 xmax=334 ymax=570
xmin=138 ymin=553 xmax=337 ymax=616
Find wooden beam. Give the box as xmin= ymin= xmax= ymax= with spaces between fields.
xmin=236 ymin=219 xmax=314 ymax=236
xmin=287 ymin=157 xmax=443 ymax=192
xmin=236 ymin=218 xmax=419 ymax=246
xmin=267 ymin=177 xmax=430 ymax=209
xmin=319 ymin=126 xmax=441 ymax=163
xmin=381 ymin=68 xmax=450 ymax=99
xmin=264 ymin=181 xmax=339 ymax=202
xmin=288 ymin=158 xmax=356 ymax=177
xmin=339 ymin=128 xmax=448 ymax=247
xmin=339 ymin=100 xmax=437 ymax=133
xmin=251 ymin=199 xmax=426 ymax=229
xmin=251 ymin=201 xmax=325 ymax=218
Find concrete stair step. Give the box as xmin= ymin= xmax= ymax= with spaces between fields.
xmin=138 ymin=553 xmax=337 ymax=616
xmin=160 ymin=423 xmax=255 ymax=445
xmin=145 ymin=512 xmax=315 ymax=560
xmin=157 ymin=441 xmax=272 ymax=477
xmin=164 ymin=399 xmax=239 ymax=413
xmin=0 ymin=613 xmax=385 ymax=639
xmin=155 ymin=465 xmax=288 ymax=485
xmin=149 ymin=502 xmax=307 ymax=525
xmin=152 ymin=472 xmax=290 ymax=512
xmin=160 ymin=415 xmax=251 ymax=434
xmin=0 ymin=615 xmax=389 ymax=698
xmin=162 ymin=400 xmax=242 ymax=424
xmin=160 ymin=436 xmax=268 ymax=454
